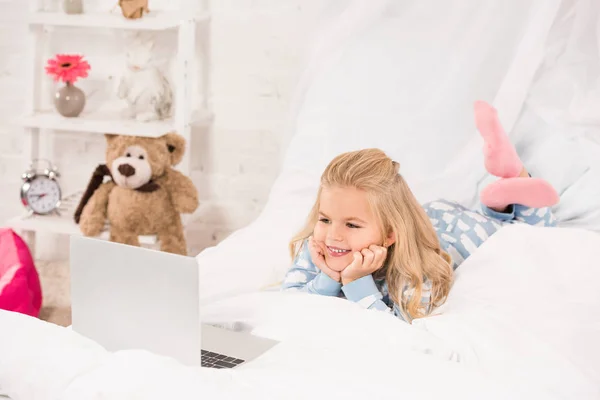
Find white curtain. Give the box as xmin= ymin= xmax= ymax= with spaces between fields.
xmin=496 ymin=0 xmax=600 ymax=230
xmin=196 ymin=0 xmax=600 ymax=304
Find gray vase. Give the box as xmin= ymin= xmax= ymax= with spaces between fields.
xmin=54 ymin=82 xmax=85 ymax=118
xmin=63 ymin=0 xmax=83 ymax=14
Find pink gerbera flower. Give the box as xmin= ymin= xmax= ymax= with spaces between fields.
xmin=45 ymin=54 xmax=91 ymax=84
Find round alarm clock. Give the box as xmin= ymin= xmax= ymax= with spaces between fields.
xmin=20 ymin=159 xmax=62 ymax=215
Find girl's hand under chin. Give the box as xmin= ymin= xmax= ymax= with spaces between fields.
xmin=341 ymin=245 xmax=387 ymax=286
xmin=308 ymin=236 xmax=341 ymax=282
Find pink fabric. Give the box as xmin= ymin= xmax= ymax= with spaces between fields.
xmin=474 ymin=100 xmax=523 ymax=179
xmin=0 ymin=228 xmax=42 ymax=317
xmin=480 ymin=177 xmax=560 ymax=209
xmin=474 ymin=100 xmax=560 ymax=210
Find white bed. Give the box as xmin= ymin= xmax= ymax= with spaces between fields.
xmin=2 ymin=0 xmax=600 ymax=399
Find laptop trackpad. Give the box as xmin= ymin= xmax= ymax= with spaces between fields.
xmin=201 ymin=324 xmax=279 ymax=363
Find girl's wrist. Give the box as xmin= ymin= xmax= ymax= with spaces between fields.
xmin=341 ymin=277 xmax=355 ymax=286
xmin=321 ymin=270 xmax=341 ymax=283
xmin=342 ymin=273 xmax=374 ymax=286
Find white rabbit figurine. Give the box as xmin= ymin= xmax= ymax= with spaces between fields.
xmin=117 ymin=35 xmax=173 ymax=122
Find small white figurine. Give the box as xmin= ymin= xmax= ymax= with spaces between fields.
xmin=117 ymin=34 xmax=173 ymax=122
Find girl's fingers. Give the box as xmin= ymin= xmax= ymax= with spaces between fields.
xmin=317 ymin=241 xmax=328 ymax=254
xmin=349 ymin=252 xmax=362 ymax=269
xmin=308 ymin=242 xmax=324 ymax=266
xmin=310 ymin=237 xmax=324 ymax=253
xmin=361 ymin=249 xmax=375 ymax=270
xmin=369 ymin=245 xmax=387 ymax=269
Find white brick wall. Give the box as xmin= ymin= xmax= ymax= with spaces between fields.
xmin=0 ymin=0 xmax=330 ymax=260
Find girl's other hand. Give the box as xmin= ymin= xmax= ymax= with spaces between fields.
xmin=308 ymin=236 xmax=341 ymax=282
xmin=341 ymin=245 xmax=387 ymax=285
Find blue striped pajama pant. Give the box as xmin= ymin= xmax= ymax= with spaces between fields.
xmin=423 ymin=199 xmax=558 ymax=271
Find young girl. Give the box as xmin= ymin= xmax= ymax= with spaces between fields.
xmin=281 ymin=101 xmax=559 ymax=323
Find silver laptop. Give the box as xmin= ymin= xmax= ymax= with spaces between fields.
xmin=70 ymin=235 xmax=279 ymax=368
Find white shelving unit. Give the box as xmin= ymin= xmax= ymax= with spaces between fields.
xmin=16 ymin=108 xmax=212 ymax=137
xmin=28 ymin=9 xmax=209 ymax=30
xmin=8 ymin=0 xmax=210 ymax=255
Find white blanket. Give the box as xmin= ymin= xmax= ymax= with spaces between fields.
xmin=1 ymin=225 xmax=599 ymax=399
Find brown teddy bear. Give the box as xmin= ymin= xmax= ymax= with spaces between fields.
xmin=73 ymin=132 xmax=199 ymax=255
xmin=118 ymin=0 xmax=149 ymax=19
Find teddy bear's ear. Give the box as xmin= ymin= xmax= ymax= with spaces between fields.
xmin=105 ymin=133 xmax=118 ymax=144
xmin=163 ymin=132 xmax=186 ymax=166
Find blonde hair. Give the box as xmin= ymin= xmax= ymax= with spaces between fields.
xmin=289 ymin=148 xmax=453 ymax=321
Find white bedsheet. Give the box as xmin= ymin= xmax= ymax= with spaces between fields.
xmin=1 ymin=225 xmax=599 ymax=399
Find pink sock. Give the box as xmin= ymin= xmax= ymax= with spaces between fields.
xmin=474 ymin=100 xmax=523 ymax=178
xmin=480 ymin=177 xmax=560 ymax=210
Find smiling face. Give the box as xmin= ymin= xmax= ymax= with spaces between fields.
xmin=313 ymin=185 xmax=389 ymax=272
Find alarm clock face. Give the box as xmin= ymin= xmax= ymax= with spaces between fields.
xmin=22 ymin=176 xmax=61 ymax=214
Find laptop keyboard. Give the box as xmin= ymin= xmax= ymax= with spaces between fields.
xmin=201 ymin=350 xmax=245 ymax=369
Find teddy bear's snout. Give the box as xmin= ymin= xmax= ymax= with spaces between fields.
xmin=118 ymin=164 xmax=136 ymax=177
